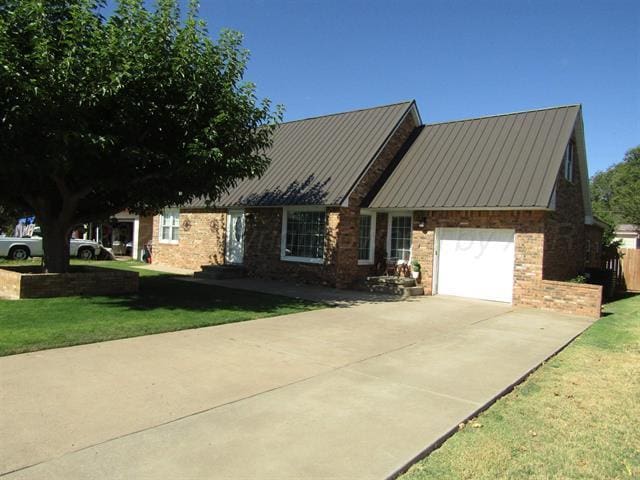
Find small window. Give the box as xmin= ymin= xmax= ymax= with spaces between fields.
xmin=563 ymin=142 xmax=574 ymax=182
xmin=389 ymin=215 xmax=412 ymax=261
xmin=358 ymin=212 xmax=376 ymax=265
xmin=282 ymin=209 xmax=326 ymax=263
xmin=159 ymin=208 xmax=180 ymax=243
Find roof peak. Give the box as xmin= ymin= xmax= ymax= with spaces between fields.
xmin=424 ymin=104 xmax=581 ymax=127
xmin=280 ymin=100 xmax=414 ymax=126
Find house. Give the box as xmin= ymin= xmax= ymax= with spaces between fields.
xmin=149 ymin=101 xmax=604 ymax=317
xmin=613 ymin=224 xmax=639 ymax=249
xmin=86 ymin=212 xmax=153 ymax=260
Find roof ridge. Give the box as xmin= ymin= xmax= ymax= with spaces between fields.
xmin=280 ymin=100 xmax=414 ymax=126
xmin=424 ymin=104 xmax=581 ymax=127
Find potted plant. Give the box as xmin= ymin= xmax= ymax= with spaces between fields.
xmin=411 ymin=260 xmax=421 ymax=279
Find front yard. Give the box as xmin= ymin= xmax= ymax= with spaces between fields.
xmin=402 ymin=293 xmax=640 ymax=479
xmin=0 ymin=260 xmax=322 ymax=356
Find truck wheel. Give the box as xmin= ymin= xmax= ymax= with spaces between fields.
xmin=9 ymin=246 xmax=30 ymax=260
xmin=77 ymin=247 xmax=94 ymax=260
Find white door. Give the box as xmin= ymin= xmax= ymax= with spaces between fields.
xmin=225 ymin=210 xmax=245 ymax=264
xmin=435 ymin=228 xmax=515 ymax=303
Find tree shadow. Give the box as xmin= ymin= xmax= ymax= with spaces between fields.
xmin=93 ymin=275 xmax=318 ymax=314
xmin=235 ymin=174 xmax=331 ymax=206
xmin=604 ymin=290 xmax=639 ymax=304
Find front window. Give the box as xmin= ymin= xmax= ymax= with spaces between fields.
xmin=390 ymin=215 xmax=412 ymax=261
xmin=563 ymin=142 xmax=574 ymax=182
xmin=159 ymin=208 xmax=180 ymax=243
xmin=358 ymin=212 xmax=376 ymax=264
xmin=282 ymin=209 xmax=326 ymax=262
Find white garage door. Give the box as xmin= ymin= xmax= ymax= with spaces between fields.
xmin=436 ymin=228 xmax=515 ymax=303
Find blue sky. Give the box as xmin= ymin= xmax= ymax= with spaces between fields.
xmin=115 ymin=1 xmax=640 ymax=175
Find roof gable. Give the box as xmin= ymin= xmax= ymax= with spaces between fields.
xmin=369 ymin=105 xmax=581 ymax=209
xmin=193 ymin=101 xmax=414 ymax=208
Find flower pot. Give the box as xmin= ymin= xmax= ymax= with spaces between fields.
xmin=411 ymin=271 xmax=420 ymax=279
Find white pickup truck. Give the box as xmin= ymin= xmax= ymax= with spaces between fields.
xmin=0 ymin=229 xmax=101 ymax=260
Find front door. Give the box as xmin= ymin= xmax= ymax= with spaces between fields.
xmin=225 ymin=210 xmax=245 ymax=264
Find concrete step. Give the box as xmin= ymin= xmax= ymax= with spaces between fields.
xmin=194 ymin=265 xmax=247 ymax=280
xmin=362 ymin=276 xmax=418 ymax=296
xmin=403 ymin=286 xmax=425 ymax=297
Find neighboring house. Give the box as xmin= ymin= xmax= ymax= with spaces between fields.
xmin=86 ymin=212 xmax=153 ymax=260
xmin=613 ymin=224 xmax=640 ymax=249
xmin=149 ymin=100 xmax=604 ymax=316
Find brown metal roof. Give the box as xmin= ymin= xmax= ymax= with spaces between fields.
xmin=368 ymin=105 xmax=580 ymax=209
xmin=189 ymin=101 xmax=414 ymax=208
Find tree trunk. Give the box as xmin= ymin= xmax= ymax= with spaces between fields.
xmin=41 ymin=221 xmax=72 ymax=274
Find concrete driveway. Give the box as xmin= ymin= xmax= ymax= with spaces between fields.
xmin=0 ymin=296 xmax=594 ymax=479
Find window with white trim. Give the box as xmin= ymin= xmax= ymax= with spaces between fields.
xmin=282 ymin=209 xmax=326 ymax=262
xmin=390 ymin=215 xmax=412 ymax=261
xmin=563 ymin=142 xmax=574 ymax=182
xmin=358 ymin=212 xmax=376 ymax=264
xmin=159 ymin=208 xmax=180 ymax=243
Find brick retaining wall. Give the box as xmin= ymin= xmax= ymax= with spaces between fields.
xmin=515 ymin=280 xmax=602 ymax=318
xmin=0 ymin=266 xmax=139 ymax=299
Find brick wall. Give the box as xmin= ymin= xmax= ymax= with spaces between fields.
xmin=0 ymin=268 xmax=21 ymax=299
xmin=411 ymin=210 xmax=546 ymax=297
xmin=138 ymin=215 xmax=154 ymax=250
xmin=242 ymin=207 xmax=340 ymax=286
xmin=348 ymin=111 xmax=418 ymax=207
xmin=0 ymin=266 xmax=139 ymax=299
xmin=410 ymin=209 xmax=601 ymax=317
xmin=585 ymin=224 xmax=604 ymax=268
xmin=543 ymin=135 xmax=587 ymax=280
xmin=516 ymin=280 xmax=602 ymax=318
xmin=152 ymin=209 xmax=226 ymax=270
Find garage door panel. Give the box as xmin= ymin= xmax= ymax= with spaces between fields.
xmin=436 ymin=228 xmax=515 ymax=303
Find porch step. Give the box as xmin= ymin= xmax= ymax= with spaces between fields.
xmin=362 ymin=276 xmax=423 ymax=297
xmin=194 ymin=264 xmax=247 ymax=280
xmin=403 ymin=286 xmax=425 ymax=297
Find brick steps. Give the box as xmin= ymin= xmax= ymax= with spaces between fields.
xmin=194 ymin=264 xmax=247 ymax=280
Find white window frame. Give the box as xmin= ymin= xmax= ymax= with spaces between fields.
xmin=386 ymin=212 xmax=413 ymax=262
xmin=563 ymin=142 xmax=574 ymax=182
xmin=159 ymin=208 xmax=180 ymax=244
xmin=280 ymin=206 xmax=326 ymax=264
xmin=357 ymin=209 xmax=376 ymax=265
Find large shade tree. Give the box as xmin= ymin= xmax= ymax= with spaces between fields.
xmin=590 ymin=145 xmax=640 ymax=241
xmin=0 ymin=0 xmax=281 ymax=272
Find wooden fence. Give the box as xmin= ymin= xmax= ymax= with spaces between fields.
xmin=605 ymin=248 xmax=640 ymax=292
xmin=620 ymin=248 xmax=640 ymax=291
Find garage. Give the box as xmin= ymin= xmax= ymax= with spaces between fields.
xmin=435 ymin=228 xmax=515 ymax=303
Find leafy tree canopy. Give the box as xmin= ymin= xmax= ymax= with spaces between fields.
xmin=590 ymin=145 xmax=640 ymax=240
xmin=0 ymin=0 xmax=282 ymax=272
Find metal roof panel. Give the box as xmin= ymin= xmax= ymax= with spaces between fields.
xmin=369 ymin=105 xmax=580 ymax=209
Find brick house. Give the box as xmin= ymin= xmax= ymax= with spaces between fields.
xmin=149 ymin=101 xmax=604 ymax=317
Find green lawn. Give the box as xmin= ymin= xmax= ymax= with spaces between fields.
xmin=0 ymin=260 xmax=322 ymax=356
xmin=402 ymin=294 xmax=640 ymax=480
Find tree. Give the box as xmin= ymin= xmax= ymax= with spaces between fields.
xmin=591 ymin=146 xmax=640 ymax=241
xmin=0 ymin=0 xmax=281 ymax=272
xmin=0 ymin=205 xmax=18 ymax=236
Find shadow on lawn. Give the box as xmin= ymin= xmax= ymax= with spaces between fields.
xmin=95 ymin=275 xmax=318 ymax=313
xmin=606 ymin=291 xmax=639 ymax=303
